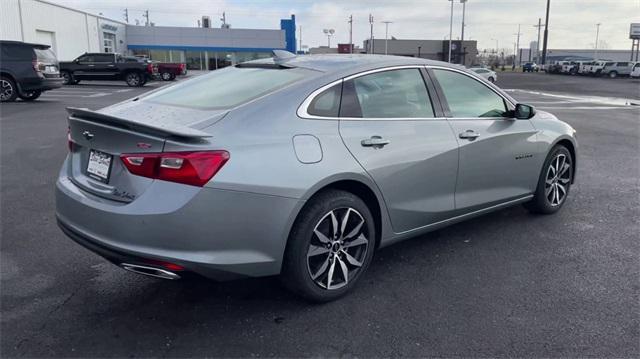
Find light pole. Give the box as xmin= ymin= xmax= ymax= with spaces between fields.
xmin=448 ymin=0 xmax=454 ymax=62
xmin=460 ymin=0 xmax=467 ymax=65
xmin=594 ymin=23 xmax=602 ymax=59
xmin=369 ymin=14 xmax=374 ymax=54
xmin=382 ymin=21 xmax=392 ymax=55
xmin=323 ymin=29 xmax=335 ymax=48
xmin=491 ymin=38 xmax=499 ymax=54
xmin=533 ymin=18 xmax=544 ymax=63
xmin=541 ymin=0 xmax=551 ymax=65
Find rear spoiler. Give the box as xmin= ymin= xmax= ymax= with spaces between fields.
xmin=66 ymin=107 xmax=212 ymax=139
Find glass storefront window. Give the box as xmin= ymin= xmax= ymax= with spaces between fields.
xmin=149 ymin=49 xmax=170 ymax=62
xmin=185 ymin=51 xmax=205 ymax=70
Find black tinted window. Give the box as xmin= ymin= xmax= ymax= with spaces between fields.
xmin=0 ymin=44 xmax=34 ymax=60
xmin=77 ymin=55 xmax=93 ymax=62
xmin=308 ymin=83 xmax=342 ymax=117
xmin=341 ymin=69 xmax=434 ymax=118
xmin=433 ymin=69 xmax=507 ymax=118
xmin=93 ymin=54 xmax=114 ymax=62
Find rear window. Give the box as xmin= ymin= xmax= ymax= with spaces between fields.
xmin=34 ymin=48 xmax=57 ymax=62
xmin=145 ymin=66 xmax=309 ymax=109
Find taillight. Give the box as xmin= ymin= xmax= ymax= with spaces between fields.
xmin=146 ymin=63 xmax=153 ymax=73
xmin=67 ymin=128 xmax=75 ymax=151
xmin=120 ymin=151 xmax=229 ymax=187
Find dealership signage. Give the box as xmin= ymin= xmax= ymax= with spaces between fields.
xmin=630 ymin=23 xmax=640 ymax=39
xmin=101 ymin=23 xmax=118 ymax=32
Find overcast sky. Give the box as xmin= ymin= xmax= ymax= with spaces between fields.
xmin=50 ymin=0 xmax=639 ymax=53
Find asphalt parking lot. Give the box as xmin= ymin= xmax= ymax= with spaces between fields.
xmin=1 ymin=73 xmax=639 ymax=357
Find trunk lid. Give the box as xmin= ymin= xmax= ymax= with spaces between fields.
xmin=66 ymin=104 xmax=226 ymax=202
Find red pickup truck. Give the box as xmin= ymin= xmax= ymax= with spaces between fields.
xmin=156 ymin=63 xmax=187 ymax=81
xmin=130 ymin=56 xmax=186 ymax=81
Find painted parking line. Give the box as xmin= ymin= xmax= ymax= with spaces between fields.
xmin=42 ymin=92 xmax=111 ymax=98
xmin=504 ymin=88 xmax=637 ymax=106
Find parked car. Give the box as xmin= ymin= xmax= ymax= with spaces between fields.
xmin=470 ymin=67 xmax=497 ymax=82
xmin=544 ymin=61 xmax=564 ymax=74
xmin=573 ymin=61 xmax=592 ymax=75
xmin=122 ymin=56 xmax=186 ymax=81
xmin=522 ymin=62 xmax=539 ymax=72
xmin=560 ymin=61 xmax=578 ymax=75
xmin=56 ymin=53 xmax=577 ymax=302
xmin=582 ymin=60 xmax=607 ymax=76
xmin=631 ymin=62 xmax=640 ymax=78
xmin=0 ymin=40 xmax=63 ymax=102
xmin=59 ymin=53 xmax=157 ymax=87
xmin=156 ymin=62 xmax=187 ymax=81
xmin=601 ymin=61 xmax=636 ymax=78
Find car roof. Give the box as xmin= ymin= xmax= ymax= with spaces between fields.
xmin=244 ymin=54 xmax=464 ymax=74
xmin=0 ymin=40 xmax=50 ymax=49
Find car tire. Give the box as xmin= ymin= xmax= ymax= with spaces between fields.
xmin=281 ymin=189 xmax=376 ymax=302
xmin=169 ymin=73 xmax=176 ymax=81
xmin=160 ymin=71 xmax=173 ymax=81
xmin=61 ymin=71 xmax=73 ymax=85
xmin=608 ymin=71 xmax=618 ymax=78
xmin=19 ymin=90 xmax=42 ymax=101
xmin=488 ymin=76 xmax=495 ymax=83
xmin=125 ymin=72 xmax=143 ymax=87
xmin=0 ymin=76 xmax=18 ymax=102
xmin=524 ymin=145 xmax=573 ymax=215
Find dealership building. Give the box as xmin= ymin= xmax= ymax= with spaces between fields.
xmin=1 ymin=0 xmax=296 ymax=70
xmin=310 ymin=39 xmax=478 ymax=67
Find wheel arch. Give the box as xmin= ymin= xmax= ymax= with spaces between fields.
xmin=553 ymin=137 xmax=577 ymax=184
xmin=0 ymin=71 xmax=16 ymax=81
xmin=294 ymin=174 xmax=389 ymax=250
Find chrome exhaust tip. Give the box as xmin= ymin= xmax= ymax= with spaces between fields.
xmin=120 ymin=263 xmax=181 ymax=280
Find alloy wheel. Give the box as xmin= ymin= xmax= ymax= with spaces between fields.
xmin=307 ymin=207 xmax=369 ymax=290
xmin=1 ymin=79 xmax=14 ymax=101
xmin=545 ymin=153 xmax=571 ymax=207
xmin=126 ymin=73 xmax=140 ymax=86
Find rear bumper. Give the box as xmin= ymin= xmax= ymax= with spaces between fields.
xmin=20 ymin=77 xmax=63 ymax=92
xmin=55 ymin=173 xmax=304 ymax=281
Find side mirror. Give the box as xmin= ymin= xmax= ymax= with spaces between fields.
xmin=74 ymin=59 xmax=80 ymax=63
xmin=514 ymin=103 xmax=536 ymax=119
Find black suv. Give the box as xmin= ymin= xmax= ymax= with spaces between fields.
xmin=0 ymin=41 xmax=63 ymax=102
xmin=59 ymin=53 xmax=157 ymax=87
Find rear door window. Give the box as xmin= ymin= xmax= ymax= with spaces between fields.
xmin=341 ymin=69 xmax=435 ymax=118
xmin=145 ymin=66 xmax=310 ymax=109
xmin=93 ymin=54 xmax=114 ymax=63
xmin=432 ymin=69 xmax=507 ymax=118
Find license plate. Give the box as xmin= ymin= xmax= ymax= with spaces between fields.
xmin=87 ymin=150 xmax=113 ymax=183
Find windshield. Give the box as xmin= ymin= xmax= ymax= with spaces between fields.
xmin=34 ymin=48 xmax=57 ymax=63
xmin=145 ymin=66 xmax=310 ymax=110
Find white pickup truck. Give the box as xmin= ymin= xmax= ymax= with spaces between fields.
xmin=582 ymin=60 xmax=607 ymax=76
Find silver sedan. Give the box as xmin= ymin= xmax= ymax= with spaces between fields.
xmin=56 ymin=53 xmax=577 ymax=301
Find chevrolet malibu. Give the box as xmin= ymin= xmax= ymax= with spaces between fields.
xmin=56 ymin=53 xmax=577 ymax=302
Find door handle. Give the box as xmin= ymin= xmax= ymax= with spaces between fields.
xmin=361 ymin=136 xmax=390 ymax=148
xmin=87 ymin=64 xmax=95 ymax=67
xmin=459 ymin=130 xmax=480 ymax=140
